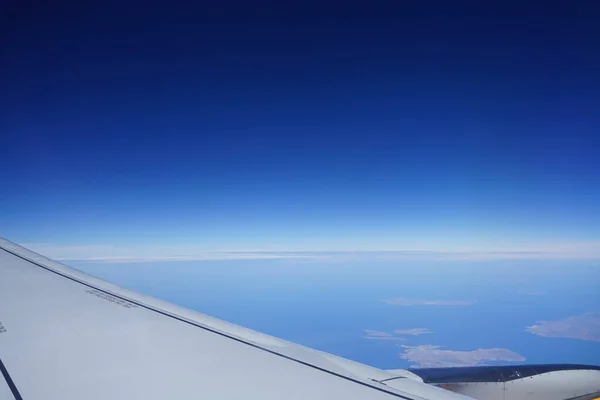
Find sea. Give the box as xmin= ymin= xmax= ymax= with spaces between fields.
xmin=71 ymin=257 xmax=600 ymax=369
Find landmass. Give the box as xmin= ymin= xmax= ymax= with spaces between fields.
xmin=400 ymin=345 xmax=525 ymax=368
xmin=363 ymin=330 xmax=406 ymax=341
xmin=526 ymin=312 xmax=600 ymax=342
xmin=364 ymin=328 xmax=433 ymax=340
xmin=383 ymin=298 xmax=476 ymax=306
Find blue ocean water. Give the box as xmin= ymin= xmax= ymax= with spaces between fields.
xmin=72 ymin=258 xmax=600 ymax=369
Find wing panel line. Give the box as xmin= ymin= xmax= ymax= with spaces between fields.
xmin=0 ymin=357 xmax=23 ymax=400
xmin=0 ymin=245 xmax=414 ymax=400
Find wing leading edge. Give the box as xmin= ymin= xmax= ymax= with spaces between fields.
xmin=0 ymin=238 xmax=471 ymax=400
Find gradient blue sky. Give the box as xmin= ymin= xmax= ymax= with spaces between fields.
xmin=1 ymin=2 xmax=599 ymax=258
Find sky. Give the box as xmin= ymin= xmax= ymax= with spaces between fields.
xmin=1 ymin=2 xmax=599 ymax=259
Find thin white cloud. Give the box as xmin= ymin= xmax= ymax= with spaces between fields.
xmin=394 ymin=328 xmax=433 ymax=336
xmin=383 ymin=298 xmax=476 ymax=306
xmin=518 ymin=289 xmax=547 ymax=296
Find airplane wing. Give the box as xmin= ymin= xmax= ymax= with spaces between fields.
xmin=0 ymin=237 xmax=472 ymax=400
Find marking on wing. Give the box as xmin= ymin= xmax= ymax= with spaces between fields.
xmin=0 ymin=245 xmax=418 ymax=400
xmin=85 ymin=289 xmax=138 ymax=308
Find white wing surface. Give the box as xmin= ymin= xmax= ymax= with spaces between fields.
xmin=0 ymin=237 xmax=471 ymax=400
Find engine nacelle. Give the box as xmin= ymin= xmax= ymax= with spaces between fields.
xmin=409 ymin=364 xmax=600 ymax=400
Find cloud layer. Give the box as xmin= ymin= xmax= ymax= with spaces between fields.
xmin=25 ymin=241 xmax=600 ymax=263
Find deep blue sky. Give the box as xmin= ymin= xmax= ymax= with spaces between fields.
xmin=1 ymin=2 xmax=599 ymax=253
